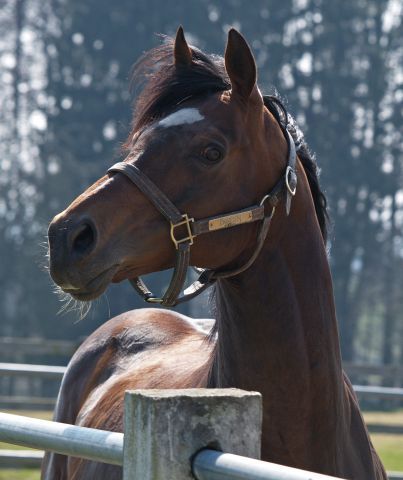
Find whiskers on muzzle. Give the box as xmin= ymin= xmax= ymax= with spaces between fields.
xmin=43 ymin=235 xmax=111 ymax=323
xmin=38 ymin=239 xmax=50 ymax=273
xmin=43 ymin=233 xmax=92 ymax=321
xmin=54 ymin=285 xmax=94 ymax=322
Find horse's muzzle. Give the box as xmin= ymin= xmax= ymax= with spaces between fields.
xmin=47 ymin=213 xmax=99 ymax=291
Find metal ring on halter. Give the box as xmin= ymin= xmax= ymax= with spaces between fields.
xmin=285 ymin=166 xmax=297 ymax=196
xmin=259 ymin=196 xmax=277 ymax=220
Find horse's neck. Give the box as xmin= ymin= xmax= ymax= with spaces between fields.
xmin=209 ymin=181 xmax=345 ymax=467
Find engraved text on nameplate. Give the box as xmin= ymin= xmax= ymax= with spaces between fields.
xmin=208 ymin=211 xmax=253 ymax=231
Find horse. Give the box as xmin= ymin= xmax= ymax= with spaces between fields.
xmin=44 ymin=27 xmax=387 ymax=479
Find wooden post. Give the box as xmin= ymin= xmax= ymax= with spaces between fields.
xmin=123 ymin=388 xmax=262 ymax=480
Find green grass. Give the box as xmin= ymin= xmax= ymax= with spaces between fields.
xmin=0 ymin=409 xmax=403 ymax=474
xmin=2 ymin=410 xmax=53 ymax=421
xmin=363 ymin=409 xmax=403 ymax=471
xmin=0 ymin=469 xmax=40 ymax=480
xmin=371 ymin=433 xmax=403 ymax=471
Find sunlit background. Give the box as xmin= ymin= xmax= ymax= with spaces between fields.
xmin=0 ymin=0 xmax=402 ymax=363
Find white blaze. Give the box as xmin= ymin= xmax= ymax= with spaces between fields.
xmin=158 ymin=108 xmax=204 ymax=128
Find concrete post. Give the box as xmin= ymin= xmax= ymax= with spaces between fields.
xmin=123 ymin=388 xmax=262 ymax=480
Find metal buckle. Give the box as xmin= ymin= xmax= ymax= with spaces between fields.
xmin=285 ymin=166 xmax=297 ymax=196
xmin=170 ymin=214 xmax=195 ymax=249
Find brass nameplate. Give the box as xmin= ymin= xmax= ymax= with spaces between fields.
xmin=209 ymin=211 xmax=253 ymax=231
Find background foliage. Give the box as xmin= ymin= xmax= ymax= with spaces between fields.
xmin=0 ymin=0 xmax=402 ymax=364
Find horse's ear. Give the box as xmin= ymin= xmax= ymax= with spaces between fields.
xmin=225 ymin=29 xmax=257 ymax=102
xmin=174 ymin=26 xmax=192 ymax=66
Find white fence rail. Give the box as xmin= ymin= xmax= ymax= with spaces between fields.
xmin=2 ymin=336 xmax=403 ymax=383
xmin=4 ymin=363 xmax=403 ymax=393
xmin=0 ymin=362 xmax=66 ymax=379
xmin=0 ymin=337 xmax=79 ymax=357
xmin=2 ymin=362 xmax=403 ymax=407
xmin=0 ymin=363 xmax=67 ymax=408
xmin=353 ymin=385 xmax=403 ymax=399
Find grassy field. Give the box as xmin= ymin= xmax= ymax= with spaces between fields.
xmin=371 ymin=433 xmax=403 ymax=471
xmin=0 ymin=409 xmax=402 ymax=478
xmin=0 ymin=469 xmax=40 ymax=480
xmin=365 ymin=409 xmax=403 ymax=471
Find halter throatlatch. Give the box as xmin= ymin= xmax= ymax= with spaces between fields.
xmin=108 ymin=125 xmax=297 ymax=307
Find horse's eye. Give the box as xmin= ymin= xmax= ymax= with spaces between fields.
xmin=203 ymin=146 xmax=223 ymax=163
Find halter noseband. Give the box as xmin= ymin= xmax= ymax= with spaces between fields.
xmin=107 ymin=120 xmax=297 ymax=307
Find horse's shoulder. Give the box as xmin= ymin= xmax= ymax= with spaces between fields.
xmin=77 ymin=308 xmax=207 ymax=359
xmin=54 ymin=308 xmax=207 ymax=423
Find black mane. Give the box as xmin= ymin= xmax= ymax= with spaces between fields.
xmin=130 ymin=40 xmax=329 ymax=242
xmin=264 ymin=95 xmax=329 ymax=242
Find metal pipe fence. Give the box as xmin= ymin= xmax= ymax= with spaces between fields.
xmin=0 ymin=412 xmax=123 ymax=466
xmin=0 ymin=389 xmax=402 ymax=480
xmin=0 ymin=362 xmax=66 ymax=379
xmin=353 ymin=385 xmax=403 ymax=399
xmin=1 ymin=367 xmax=403 ymax=478
xmin=0 ymin=410 xmax=344 ymax=480
xmin=193 ymin=450 xmax=344 ymax=480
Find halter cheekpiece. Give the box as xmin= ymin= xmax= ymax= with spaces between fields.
xmin=107 ymin=104 xmax=297 ymax=307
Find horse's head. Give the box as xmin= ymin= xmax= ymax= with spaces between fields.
xmin=48 ymin=28 xmax=289 ymax=301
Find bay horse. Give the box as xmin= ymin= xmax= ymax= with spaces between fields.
xmin=44 ymin=28 xmax=386 ymax=479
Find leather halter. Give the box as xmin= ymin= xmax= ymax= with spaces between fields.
xmin=107 ymin=120 xmax=297 ymax=307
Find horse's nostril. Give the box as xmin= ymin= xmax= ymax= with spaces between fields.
xmin=71 ymin=222 xmax=96 ymax=256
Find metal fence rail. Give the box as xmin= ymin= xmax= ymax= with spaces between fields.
xmin=0 ymin=412 xmax=123 ymax=466
xmin=193 ymin=450 xmax=343 ymax=480
xmin=353 ymin=385 xmax=403 ymax=399
xmin=0 ymin=337 xmax=79 ymax=357
xmin=0 ymin=362 xmax=66 ymax=379
xmin=0 ymin=392 xmax=402 ymax=480
xmin=0 ymin=411 xmax=344 ymax=479
xmin=1 ymin=368 xmax=403 ymax=478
